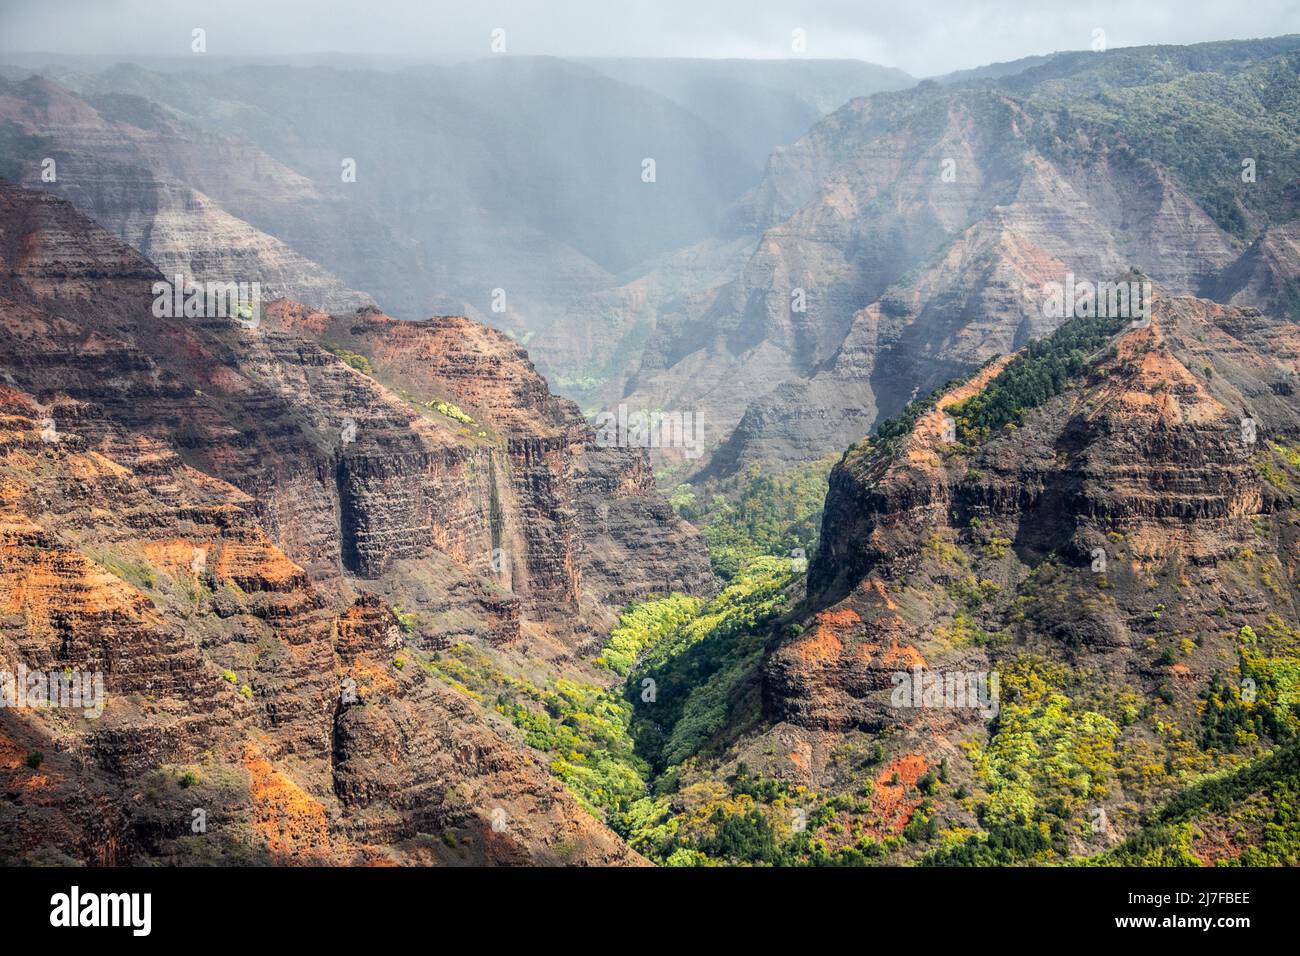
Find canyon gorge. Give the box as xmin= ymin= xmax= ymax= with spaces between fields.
xmin=1 ymin=32 xmax=1298 ymax=868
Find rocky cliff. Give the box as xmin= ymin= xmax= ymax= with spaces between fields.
xmin=621 ymin=39 xmax=1300 ymax=476
xmin=262 ymin=300 xmax=715 ymax=628
xmin=0 ymin=75 xmax=379 ymax=314
xmin=723 ymin=290 xmax=1300 ymax=860
xmin=0 ymin=181 xmax=708 ymax=864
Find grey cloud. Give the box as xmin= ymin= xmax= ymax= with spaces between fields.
xmin=1 ymin=0 xmax=1297 ymax=76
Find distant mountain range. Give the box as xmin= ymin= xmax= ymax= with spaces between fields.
xmin=618 ymin=36 xmax=1300 ymax=477
xmin=0 ymin=55 xmax=912 ymax=394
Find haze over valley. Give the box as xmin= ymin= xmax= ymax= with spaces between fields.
xmin=1 ymin=1 xmax=1299 ymax=878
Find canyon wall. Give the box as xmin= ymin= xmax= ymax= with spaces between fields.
xmin=0 ymin=182 xmax=709 ymax=863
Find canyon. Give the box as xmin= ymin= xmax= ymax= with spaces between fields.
xmin=0 ymin=181 xmax=710 ymax=864
xmin=3 ymin=42 xmax=1297 ymax=476
xmin=0 ymin=56 xmax=911 ymax=405
xmin=633 ymin=288 xmax=1300 ymax=864
xmin=629 ymin=39 xmax=1300 ymax=478
xmin=1 ymin=36 xmax=1298 ymax=868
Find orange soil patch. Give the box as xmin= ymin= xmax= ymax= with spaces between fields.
xmin=244 ymin=743 xmax=333 ymax=861
xmin=0 ymin=729 xmax=57 ymax=792
xmin=0 ymin=729 xmax=28 ymax=770
xmin=63 ymin=451 xmax=131 ymax=481
xmin=877 ymin=640 xmax=926 ymax=669
xmin=348 ymin=659 xmax=399 ymax=701
xmin=215 ymin=540 xmax=304 ymax=588
xmin=863 ymin=577 xmax=898 ymax=610
xmin=0 ymin=545 xmax=156 ymax=621
xmin=1096 ymin=317 xmax=1225 ymax=426
xmin=870 ymin=754 xmax=929 ymax=836
xmin=906 ymin=354 xmax=1015 ymax=467
xmin=788 ymin=742 xmax=812 ymax=776
xmin=1190 ymin=817 xmax=1251 ymax=866
xmin=141 ymin=539 xmax=207 ymax=576
xmin=797 ymin=608 xmax=861 ymax=663
xmin=266 ymin=298 xmax=332 ymax=338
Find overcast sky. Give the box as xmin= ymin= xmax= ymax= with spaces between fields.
xmin=1 ymin=0 xmax=1297 ymax=76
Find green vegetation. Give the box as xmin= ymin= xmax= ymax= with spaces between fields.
xmin=628 ymin=557 xmax=795 ymax=772
xmin=1025 ymin=47 xmax=1300 ymax=240
xmin=1095 ymin=741 xmax=1300 ymax=866
xmin=1201 ymin=624 xmax=1300 ymax=750
xmin=1253 ymin=441 xmax=1300 ymax=492
xmin=846 ymin=377 xmax=968 ymax=463
xmin=580 ymin=455 xmax=828 ymax=863
xmin=597 ymin=594 xmax=702 ymax=676
xmin=948 ymin=312 xmax=1129 ymax=444
xmin=324 ymin=344 xmax=375 ymax=376
xmin=965 ymin=659 xmax=1120 ymax=829
xmin=420 ymin=557 xmax=797 ymax=860
xmin=921 ymin=657 xmax=1127 ymax=865
xmin=427 ymin=399 xmax=474 ymax=425
xmin=922 ymin=822 xmax=1053 ymax=866
xmin=421 ymin=644 xmax=648 ymax=819
xmin=699 ymin=807 xmax=783 ymax=862
xmin=670 ymin=457 xmax=835 ymax=580
xmin=99 ymin=555 xmax=158 ymax=591
xmin=619 ymin=764 xmax=811 ymax=865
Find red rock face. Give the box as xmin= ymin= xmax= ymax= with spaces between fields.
xmin=0 ymin=183 xmax=695 ymax=865
xmin=755 ymin=290 xmax=1300 ymax=792
xmin=692 ymin=292 xmax=1300 ymax=861
xmin=261 ymin=303 xmax=715 ymax=623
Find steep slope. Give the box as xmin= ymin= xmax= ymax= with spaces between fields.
xmin=263 ymin=300 xmax=715 ymax=626
xmin=618 ymin=291 xmax=1300 ymax=865
xmin=620 ymin=38 xmax=1300 ymax=476
xmin=1204 ymin=219 xmax=1300 ymax=322
xmin=13 ymin=58 xmax=766 ymax=332
xmin=0 ymin=58 xmax=900 ymax=405
xmin=0 ymin=75 xmax=378 ymax=313
xmin=0 ymin=181 xmax=709 ymax=864
xmin=0 ymin=181 xmax=711 ymax=627
xmin=0 ymin=386 xmax=642 ymax=865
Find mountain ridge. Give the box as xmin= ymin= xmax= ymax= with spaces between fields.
xmin=0 ymin=179 xmax=709 ymax=864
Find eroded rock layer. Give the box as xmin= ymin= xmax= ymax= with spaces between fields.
xmin=0 ymin=182 xmax=705 ymax=864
